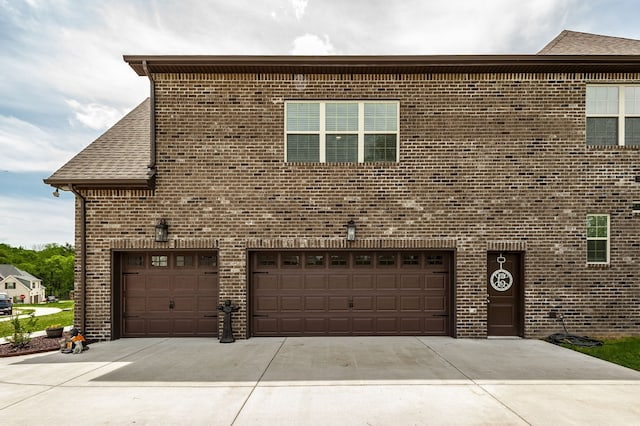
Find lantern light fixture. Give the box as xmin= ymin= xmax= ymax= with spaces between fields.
xmin=346 ymin=219 xmax=356 ymax=242
xmin=155 ymin=219 xmax=169 ymax=242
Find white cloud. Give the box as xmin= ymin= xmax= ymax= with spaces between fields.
xmin=65 ymin=99 xmax=127 ymax=130
xmin=0 ymin=115 xmax=84 ymax=172
xmin=0 ymin=194 xmax=74 ymax=248
xmin=291 ymin=33 xmax=335 ymax=55
xmin=291 ymin=0 xmax=308 ymax=20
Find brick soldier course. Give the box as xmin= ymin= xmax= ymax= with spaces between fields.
xmin=46 ymin=31 xmax=640 ymax=341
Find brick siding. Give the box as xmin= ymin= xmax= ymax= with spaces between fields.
xmin=75 ymin=72 xmax=640 ymax=339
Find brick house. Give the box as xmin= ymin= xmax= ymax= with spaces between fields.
xmin=45 ymin=30 xmax=640 ymax=340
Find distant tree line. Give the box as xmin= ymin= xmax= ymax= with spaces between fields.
xmin=0 ymin=243 xmax=75 ymax=299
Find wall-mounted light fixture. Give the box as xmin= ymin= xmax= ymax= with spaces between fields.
xmin=52 ymin=188 xmax=60 ymax=198
xmin=346 ymin=219 xmax=356 ymax=242
xmin=155 ymin=219 xmax=169 ymax=242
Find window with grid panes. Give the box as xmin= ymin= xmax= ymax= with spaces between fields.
xmin=586 ymin=85 xmax=640 ymax=146
xmin=285 ymin=101 xmax=399 ymax=162
xmin=586 ymin=214 xmax=609 ymax=264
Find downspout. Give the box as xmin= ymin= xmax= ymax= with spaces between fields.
xmin=142 ymin=60 xmax=156 ymax=170
xmin=70 ymin=185 xmax=87 ymax=334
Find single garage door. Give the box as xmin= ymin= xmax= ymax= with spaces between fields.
xmin=121 ymin=251 xmax=218 ymax=337
xmin=251 ymin=251 xmax=452 ymax=336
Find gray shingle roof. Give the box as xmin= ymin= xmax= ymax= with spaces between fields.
xmin=45 ymin=98 xmax=153 ymax=189
xmin=0 ymin=264 xmax=39 ymax=281
xmin=0 ymin=264 xmax=22 ymax=279
xmin=539 ymin=30 xmax=640 ymax=54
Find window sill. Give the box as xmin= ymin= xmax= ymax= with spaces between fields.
xmin=285 ymin=162 xmax=399 ymax=168
xmin=586 ymin=144 xmax=640 ymax=150
xmin=586 ymin=262 xmax=611 ymax=269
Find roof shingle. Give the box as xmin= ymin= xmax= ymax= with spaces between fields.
xmin=44 ymin=98 xmax=153 ymax=189
xmin=538 ymin=30 xmax=640 ymax=55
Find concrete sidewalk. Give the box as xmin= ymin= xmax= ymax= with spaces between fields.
xmin=1 ymin=337 xmax=638 ymax=425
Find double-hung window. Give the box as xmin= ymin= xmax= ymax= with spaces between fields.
xmin=586 ymin=214 xmax=609 ymax=264
xmin=285 ymin=101 xmax=399 ymax=163
xmin=586 ymin=85 xmax=640 ymax=146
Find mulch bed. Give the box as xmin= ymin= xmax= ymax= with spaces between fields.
xmin=0 ymin=335 xmax=62 ymax=357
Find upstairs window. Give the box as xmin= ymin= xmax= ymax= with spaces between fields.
xmin=586 ymin=214 xmax=609 ymax=264
xmin=586 ymin=85 xmax=640 ymax=146
xmin=285 ymin=101 xmax=399 ymax=163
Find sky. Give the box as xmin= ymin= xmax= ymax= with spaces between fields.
xmin=1 ymin=0 xmax=640 ymax=248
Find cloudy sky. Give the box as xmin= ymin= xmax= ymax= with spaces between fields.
xmin=1 ymin=0 xmax=639 ymax=248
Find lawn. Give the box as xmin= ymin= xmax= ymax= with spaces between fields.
xmin=0 ymin=301 xmax=74 ymax=338
xmin=562 ymin=337 xmax=640 ymax=371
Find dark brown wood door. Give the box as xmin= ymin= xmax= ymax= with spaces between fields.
xmin=251 ymin=251 xmax=452 ymax=336
xmin=122 ymin=252 xmax=218 ymax=337
xmin=487 ymin=252 xmax=523 ymax=336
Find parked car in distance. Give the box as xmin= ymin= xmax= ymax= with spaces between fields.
xmin=0 ymin=293 xmax=12 ymax=315
xmin=46 ymin=295 xmax=59 ymax=303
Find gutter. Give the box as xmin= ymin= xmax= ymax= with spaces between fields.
xmin=142 ymin=60 xmax=156 ymax=171
xmin=69 ymin=184 xmax=87 ymax=335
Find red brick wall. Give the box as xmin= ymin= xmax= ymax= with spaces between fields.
xmin=76 ymin=72 xmax=640 ymax=339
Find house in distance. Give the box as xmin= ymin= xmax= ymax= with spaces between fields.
xmin=45 ymin=30 xmax=640 ymax=341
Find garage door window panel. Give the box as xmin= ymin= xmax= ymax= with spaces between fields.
xmin=151 ymin=255 xmax=168 ymax=267
xmin=377 ymin=254 xmax=396 ymax=267
xmin=282 ymin=254 xmax=301 ymax=267
xmin=256 ymin=253 xmax=277 ymax=268
xmin=126 ymin=254 xmax=145 ymax=268
xmin=199 ymin=254 xmax=217 ymax=268
xmin=330 ymin=253 xmax=349 ymax=267
xmin=354 ymin=253 xmax=373 ymax=267
xmin=176 ymin=255 xmax=193 ymax=267
xmin=306 ymin=254 xmax=325 ymax=267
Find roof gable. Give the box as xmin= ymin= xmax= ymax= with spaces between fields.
xmin=539 ymin=30 xmax=640 ymax=55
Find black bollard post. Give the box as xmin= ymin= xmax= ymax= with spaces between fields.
xmin=217 ymin=300 xmax=240 ymax=343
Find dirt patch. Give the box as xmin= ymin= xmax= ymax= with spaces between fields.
xmin=0 ymin=335 xmax=61 ymax=357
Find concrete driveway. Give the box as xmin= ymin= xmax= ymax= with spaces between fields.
xmin=1 ymin=336 xmax=638 ymax=425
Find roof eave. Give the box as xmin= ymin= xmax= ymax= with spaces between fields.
xmin=123 ymin=54 xmax=640 ymax=76
xmin=43 ymin=177 xmax=155 ymax=191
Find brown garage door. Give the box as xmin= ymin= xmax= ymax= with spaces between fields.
xmin=250 ymin=251 xmax=452 ymax=336
xmin=121 ymin=252 xmax=218 ymax=337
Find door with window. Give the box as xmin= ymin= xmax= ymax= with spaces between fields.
xmin=487 ymin=252 xmax=523 ymax=337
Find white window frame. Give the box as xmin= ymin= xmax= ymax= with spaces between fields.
xmin=586 ymin=214 xmax=610 ymax=265
xmin=285 ymin=100 xmax=400 ymax=163
xmin=587 ymin=84 xmax=640 ymax=146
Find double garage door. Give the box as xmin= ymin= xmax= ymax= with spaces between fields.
xmin=121 ymin=252 xmax=219 ymax=337
xmin=251 ymin=251 xmax=452 ymax=336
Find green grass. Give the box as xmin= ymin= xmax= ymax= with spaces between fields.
xmin=562 ymin=337 xmax=640 ymax=371
xmin=1 ymin=301 xmax=74 ymax=338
